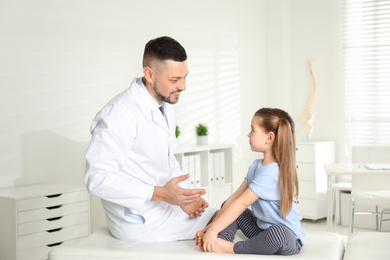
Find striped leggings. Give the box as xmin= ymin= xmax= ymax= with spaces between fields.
xmin=217 ymin=208 xmax=302 ymax=255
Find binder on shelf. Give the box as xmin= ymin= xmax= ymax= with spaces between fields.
xmin=190 ymin=155 xmax=196 ymax=188
xmin=212 ymin=152 xmax=226 ymax=186
xmin=214 ymin=153 xmax=220 ymax=185
xmin=194 ymin=154 xmax=201 ymax=188
xmin=218 ymin=152 xmax=225 ymax=184
xmin=183 ymin=155 xmax=194 ymax=188
xmin=209 ymin=153 xmax=215 ymax=186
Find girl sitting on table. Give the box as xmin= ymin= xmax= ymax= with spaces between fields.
xmin=195 ymin=107 xmax=305 ymax=255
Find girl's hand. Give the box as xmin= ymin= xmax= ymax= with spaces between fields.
xmin=202 ymin=228 xmax=218 ymax=252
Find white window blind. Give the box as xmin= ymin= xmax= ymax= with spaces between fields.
xmin=344 ymin=0 xmax=390 ymax=146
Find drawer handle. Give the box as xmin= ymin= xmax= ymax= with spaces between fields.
xmin=47 ymin=242 xmax=63 ymax=247
xmin=47 ymin=216 xmax=63 ymax=221
xmin=46 ymin=205 xmax=62 ymax=210
xmin=47 ymin=228 xmax=63 ymax=233
xmin=46 ymin=193 xmax=62 ymax=198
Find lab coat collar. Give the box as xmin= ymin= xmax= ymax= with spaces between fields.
xmin=130 ymin=78 xmax=169 ymax=133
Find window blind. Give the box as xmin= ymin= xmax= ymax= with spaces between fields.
xmin=344 ymin=0 xmax=390 ymax=146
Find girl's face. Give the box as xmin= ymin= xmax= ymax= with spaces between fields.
xmin=247 ymin=116 xmax=270 ymax=152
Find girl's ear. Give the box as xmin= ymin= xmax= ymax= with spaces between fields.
xmin=266 ymin=132 xmax=275 ymax=144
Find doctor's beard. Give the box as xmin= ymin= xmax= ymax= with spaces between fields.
xmin=152 ymin=86 xmax=180 ymax=104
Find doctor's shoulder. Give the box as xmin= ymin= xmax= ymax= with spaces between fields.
xmin=94 ymin=88 xmax=138 ymax=122
xmin=107 ymin=87 xmax=136 ymax=107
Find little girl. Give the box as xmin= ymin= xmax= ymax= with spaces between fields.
xmin=195 ymin=108 xmax=305 ymax=255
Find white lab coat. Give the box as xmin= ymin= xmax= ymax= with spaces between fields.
xmin=85 ymin=78 xmax=215 ymax=242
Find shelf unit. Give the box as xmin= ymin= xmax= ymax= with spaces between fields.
xmin=175 ymin=144 xmax=233 ymax=208
xmin=296 ymin=141 xmax=335 ymax=221
xmin=0 ymin=184 xmax=90 ymax=260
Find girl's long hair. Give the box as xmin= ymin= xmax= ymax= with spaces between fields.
xmin=254 ymin=108 xmax=298 ymax=219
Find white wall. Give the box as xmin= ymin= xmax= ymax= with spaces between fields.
xmin=0 ymin=1 xmax=344 ymax=192
xmin=0 ymin=0 xmax=265 ymax=190
xmin=265 ymin=0 xmax=344 ymax=162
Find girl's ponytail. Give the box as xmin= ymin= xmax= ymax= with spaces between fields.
xmin=274 ymin=117 xmax=298 ymax=219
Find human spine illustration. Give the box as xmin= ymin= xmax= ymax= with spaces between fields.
xmin=303 ymin=60 xmax=316 ymax=141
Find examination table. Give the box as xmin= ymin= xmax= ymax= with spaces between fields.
xmin=48 ymin=226 xmax=345 ymax=260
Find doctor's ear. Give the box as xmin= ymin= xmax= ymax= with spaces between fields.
xmin=143 ymin=67 xmax=154 ymax=83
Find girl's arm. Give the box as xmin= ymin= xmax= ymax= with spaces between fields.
xmin=202 ymin=186 xmax=260 ymax=252
xmin=211 ymin=179 xmax=249 ymax=222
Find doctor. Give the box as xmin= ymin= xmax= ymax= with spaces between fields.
xmin=85 ymin=36 xmax=216 ymax=242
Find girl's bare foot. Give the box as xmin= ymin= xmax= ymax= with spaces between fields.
xmin=197 ymin=241 xmax=205 ymax=251
xmin=213 ymin=238 xmax=235 ymax=254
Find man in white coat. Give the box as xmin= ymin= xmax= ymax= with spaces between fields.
xmin=85 ymin=36 xmax=216 ymax=242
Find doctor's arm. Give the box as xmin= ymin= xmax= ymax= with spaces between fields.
xmin=152 ymin=173 xmax=208 ymax=218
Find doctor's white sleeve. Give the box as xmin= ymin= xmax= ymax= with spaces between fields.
xmin=85 ymin=104 xmax=152 ymax=213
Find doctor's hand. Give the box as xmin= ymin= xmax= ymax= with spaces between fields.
xmin=152 ymin=174 xmax=207 ymax=210
xmin=181 ymin=196 xmax=208 ymax=218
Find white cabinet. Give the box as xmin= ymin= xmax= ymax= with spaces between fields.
xmin=0 ymin=184 xmax=90 ymax=260
xmin=296 ymin=141 xmax=335 ymax=221
xmin=175 ymin=144 xmax=233 ymax=208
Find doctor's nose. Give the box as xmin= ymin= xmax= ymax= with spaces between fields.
xmin=178 ymin=81 xmax=186 ymax=91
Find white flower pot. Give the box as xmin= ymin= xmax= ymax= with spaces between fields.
xmin=196 ymin=136 xmax=207 ymax=146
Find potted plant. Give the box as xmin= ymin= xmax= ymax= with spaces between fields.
xmin=195 ymin=123 xmax=208 ymax=145
xmin=175 ymin=125 xmax=181 ymax=138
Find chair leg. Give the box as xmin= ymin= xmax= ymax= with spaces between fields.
xmin=380 ymin=210 xmax=384 ymax=232
xmin=376 ymin=205 xmax=379 ymax=231
xmin=349 ymin=196 xmax=355 ymax=235
xmin=335 ymin=190 xmax=340 ymax=224
xmin=380 ymin=209 xmax=390 ymax=232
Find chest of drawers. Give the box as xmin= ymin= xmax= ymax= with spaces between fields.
xmin=0 ymin=184 xmax=90 ymax=260
xmin=296 ymin=141 xmax=335 ymax=221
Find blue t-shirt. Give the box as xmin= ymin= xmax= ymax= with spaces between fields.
xmin=246 ymin=159 xmax=305 ymax=245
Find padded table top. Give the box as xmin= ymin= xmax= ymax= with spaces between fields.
xmin=344 ymin=232 xmax=390 ymax=260
xmin=49 ymin=226 xmax=345 ymax=260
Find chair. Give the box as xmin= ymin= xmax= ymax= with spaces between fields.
xmin=349 ymin=172 xmax=390 ymax=234
xmin=332 ymin=176 xmax=352 ymax=225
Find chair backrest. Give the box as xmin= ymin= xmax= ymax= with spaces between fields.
xmin=340 ymin=146 xmax=390 ymax=185
xmin=350 ymin=146 xmax=390 ymax=206
xmin=352 ymin=173 xmax=390 ymax=193
xmin=352 ymin=146 xmax=390 ymax=164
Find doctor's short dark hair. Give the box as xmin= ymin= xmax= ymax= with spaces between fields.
xmin=143 ymin=36 xmax=187 ymax=67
